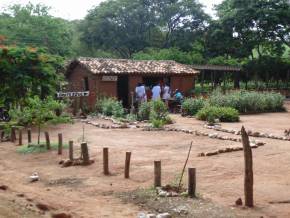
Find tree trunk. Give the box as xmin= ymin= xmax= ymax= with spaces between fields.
xmin=241 ymin=126 xmax=254 ymax=207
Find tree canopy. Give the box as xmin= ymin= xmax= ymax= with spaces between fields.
xmin=0 ymin=3 xmax=73 ymax=56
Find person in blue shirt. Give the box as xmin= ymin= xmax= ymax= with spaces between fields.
xmin=174 ymin=89 xmax=183 ymax=103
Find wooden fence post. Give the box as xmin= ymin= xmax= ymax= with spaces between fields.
xmin=188 ymin=168 xmax=196 ymax=198
xmin=69 ymin=141 xmax=74 ymax=161
xmin=0 ymin=131 xmax=4 ymax=142
xmin=241 ymin=126 xmax=254 ymax=207
xmin=45 ymin=132 xmax=50 ymax=150
xmin=125 ymin=152 xmax=131 ymax=179
xmin=11 ymin=127 xmax=16 ymax=142
xmin=27 ymin=128 xmax=32 ymax=144
xmin=81 ymin=142 xmax=90 ymax=165
xmin=103 ymin=147 xmax=109 ymax=175
xmin=154 ymin=161 xmax=161 ymax=187
xmin=58 ymin=133 xmax=63 ymax=155
xmin=18 ymin=129 xmax=22 ymax=146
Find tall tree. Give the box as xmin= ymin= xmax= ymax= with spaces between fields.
xmin=215 ymin=0 xmax=290 ymax=58
xmin=0 ymin=3 xmax=73 ymax=56
xmin=0 ymin=46 xmax=63 ymax=106
xmin=80 ymin=0 xmax=209 ymax=58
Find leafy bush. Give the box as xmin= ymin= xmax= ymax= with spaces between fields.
xmin=17 ymin=142 xmax=69 ymax=154
xmin=196 ymin=106 xmax=240 ymax=122
xmin=96 ymin=97 xmax=125 ymax=118
xmin=138 ymin=101 xmax=152 ymax=121
xmin=9 ymin=96 xmax=72 ymax=144
xmin=208 ymin=90 xmax=285 ymax=113
xmin=181 ymin=98 xmax=205 ymax=116
xmin=138 ymin=100 xmax=172 ymax=127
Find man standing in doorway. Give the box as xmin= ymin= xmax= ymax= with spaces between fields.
xmin=151 ymin=83 xmax=161 ymax=101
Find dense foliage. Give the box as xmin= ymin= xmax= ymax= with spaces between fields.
xmin=208 ymin=90 xmax=285 ymax=113
xmin=0 ymin=46 xmax=63 ymax=106
xmin=181 ymin=98 xmax=205 ymax=116
xmin=9 ymin=96 xmax=72 ymax=144
xmin=196 ymin=106 xmax=240 ymax=122
xmin=96 ymin=97 xmax=125 ymax=118
xmin=0 ymin=3 xmax=73 ymax=56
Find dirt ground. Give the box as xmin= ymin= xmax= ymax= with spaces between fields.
xmin=0 ymin=101 xmax=290 ymax=218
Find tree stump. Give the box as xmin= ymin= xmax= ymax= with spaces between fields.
xmin=45 ymin=132 xmax=50 ymax=150
xmin=124 ymin=152 xmax=131 ymax=179
xmin=154 ymin=161 xmax=161 ymax=187
xmin=81 ymin=142 xmax=90 ymax=165
xmin=241 ymin=126 xmax=254 ymax=207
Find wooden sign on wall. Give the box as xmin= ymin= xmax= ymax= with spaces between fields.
xmin=102 ymin=76 xmax=118 ymax=82
xmin=57 ymin=91 xmax=90 ymax=98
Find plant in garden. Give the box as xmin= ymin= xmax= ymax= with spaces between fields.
xmin=196 ymin=106 xmax=240 ymax=122
xmin=208 ymin=90 xmax=285 ymax=113
xmin=137 ymin=101 xmax=152 ymax=121
xmin=9 ymin=96 xmax=72 ymax=144
xmin=149 ymin=100 xmax=172 ymax=127
xmin=181 ymin=98 xmax=205 ymax=116
xmin=96 ymin=97 xmax=124 ymax=118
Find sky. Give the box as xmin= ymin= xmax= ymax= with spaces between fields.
xmin=0 ymin=0 xmax=222 ymax=20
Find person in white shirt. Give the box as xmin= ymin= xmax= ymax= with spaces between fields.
xmin=162 ymin=83 xmax=171 ymax=106
xmin=151 ymin=83 xmax=161 ymax=101
xmin=135 ymin=83 xmax=147 ymax=104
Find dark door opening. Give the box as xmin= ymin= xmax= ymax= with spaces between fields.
xmin=117 ymin=75 xmax=129 ymax=107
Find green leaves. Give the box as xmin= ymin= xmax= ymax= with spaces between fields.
xmin=0 ymin=3 xmax=73 ymax=56
xmin=0 ymin=46 xmax=63 ymax=105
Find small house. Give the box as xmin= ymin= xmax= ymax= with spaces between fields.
xmin=65 ymin=58 xmax=199 ymax=111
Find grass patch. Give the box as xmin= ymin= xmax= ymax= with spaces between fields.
xmin=17 ymin=142 xmax=69 ymax=154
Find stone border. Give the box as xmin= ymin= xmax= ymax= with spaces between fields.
xmin=204 ymin=125 xmax=290 ymax=141
xmin=197 ymin=142 xmax=265 ymax=157
xmin=83 ymin=120 xmax=131 ymax=129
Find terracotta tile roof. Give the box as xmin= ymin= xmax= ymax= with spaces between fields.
xmin=67 ymin=58 xmax=199 ymax=75
xmin=192 ymin=64 xmax=241 ymax=72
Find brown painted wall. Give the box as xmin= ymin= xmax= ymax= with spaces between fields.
xmin=171 ymin=76 xmax=195 ymax=96
xmin=68 ymin=65 xmax=196 ymax=111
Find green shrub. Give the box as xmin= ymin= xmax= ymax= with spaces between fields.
xmin=208 ymin=90 xmax=285 ymax=113
xmin=96 ymin=97 xmax=125 ymax=118
xmin=138 ymin=101 xmax=152 ymax=120
xmin=196 ymin=106 xmax=240 ymax=122
xmin=181 ymin=98 xmax=205 ymax=116
xmin=149 ymin=100 xmax=169 ymax=122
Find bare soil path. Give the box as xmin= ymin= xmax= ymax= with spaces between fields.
xmin=0 ymin=102 xmax=289 ymax=217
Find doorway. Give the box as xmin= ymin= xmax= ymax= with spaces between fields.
xmin=117 ymin=75 xmax=129 ymax=107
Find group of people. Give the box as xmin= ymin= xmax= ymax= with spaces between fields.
xmin=135 ymin=82 xmax=183 ymax=105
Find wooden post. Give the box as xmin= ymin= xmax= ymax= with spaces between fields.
xmin=0 ymin=131 xmax=4 ymax=142
xmin=18 ymin=129 xmax=22 ymax=146
xmin=188 ymin=168 xmax=196 ymax=198
xmin=69 ymin=141 xmax=74 ymax=161
xmin=58 ymin=133 xmax=63 ymax=155
xmin=45 ymin=132 xmax=50 ymax=150
xmin=103 ymin=147 xmax=109 ymax=175
xmin=11 ymin=127 xmax=16 ymax=142
xmin=81 ymin=142 xmax=90 ymax=165
xmin=241 ymin=126 xmax=254 ymax=207
xmin=154 ymin=161 xmax=161 ymax=187
xmin=27 ymin=128 xmax=32 ymax=144
xmin=124 ymin=152 xmax=131 ymax=179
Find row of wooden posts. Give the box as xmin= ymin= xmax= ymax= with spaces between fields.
xmin=11 ymin=128 xmax=197 ymax=197
xmin=9 ymin=127 xmax=253 ymax=204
